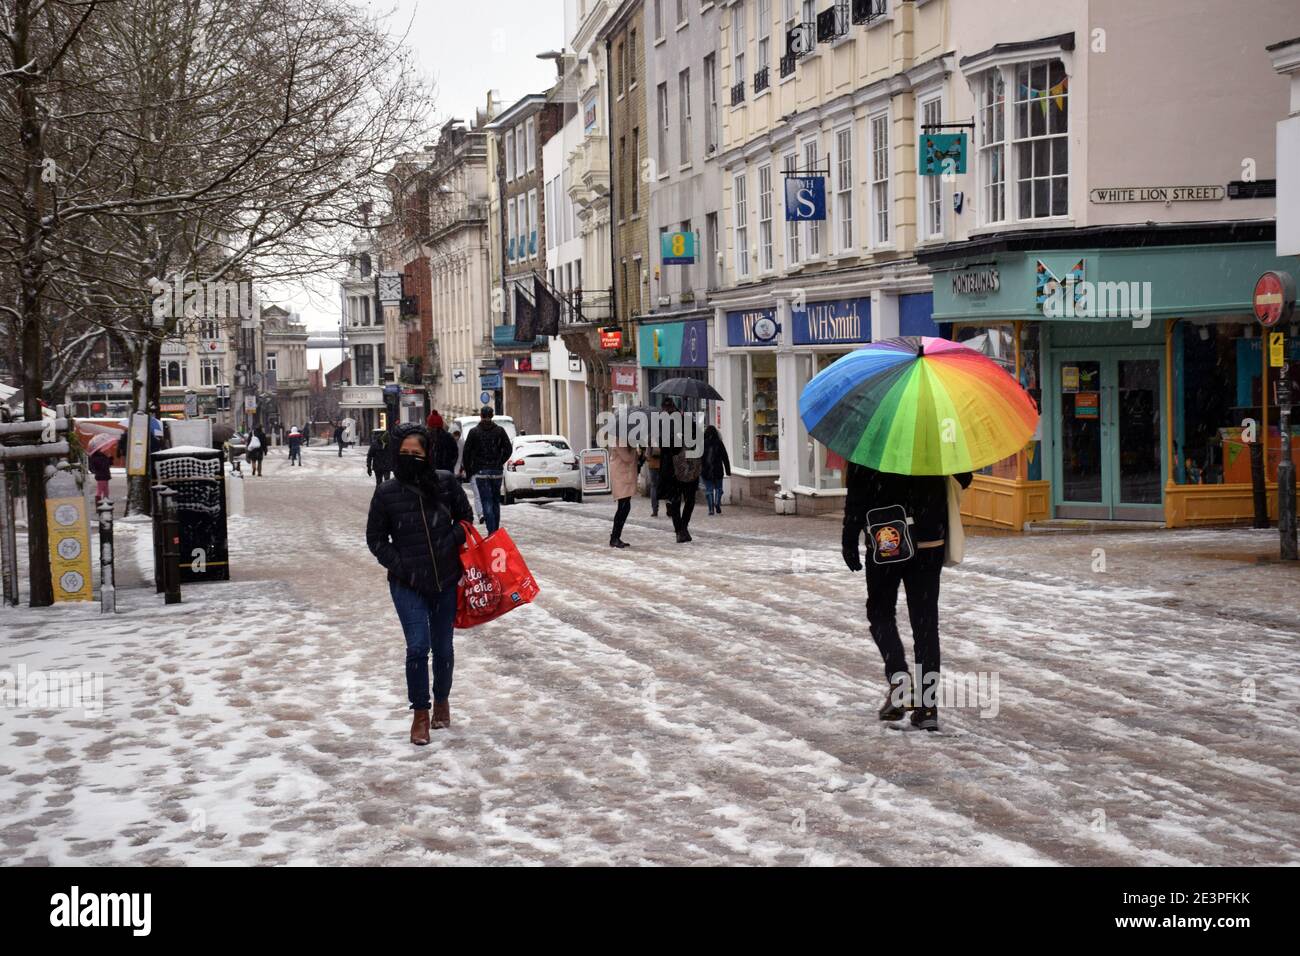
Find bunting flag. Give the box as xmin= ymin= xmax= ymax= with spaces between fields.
xmin=1019 ymin=77 xmax=1068 ymax=117
xmin=534 ymin=275 xmax=561 ymax=336
xmin=514 ymin=286 xmax=537 ymax=342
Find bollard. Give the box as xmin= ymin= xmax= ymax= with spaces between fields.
xmin=160 ymin=489 xmax=182 ymax=605
xmin=97 ymin=497 xmax=116 ymax=614
xmin=151 ymin=483 xmax=167 ymax=593
xmin=1249 ymin=442 xmax=1269 ymax=529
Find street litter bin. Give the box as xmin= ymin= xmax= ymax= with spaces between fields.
xmin=152 ymin=445 xmax=229 ymax=583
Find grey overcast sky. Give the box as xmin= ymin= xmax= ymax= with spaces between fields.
xmin=280 ymin=0 xmax=565 ymax=352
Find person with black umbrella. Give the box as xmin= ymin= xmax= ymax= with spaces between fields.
xmin=656 ymin=397 xmax=701 ymax=543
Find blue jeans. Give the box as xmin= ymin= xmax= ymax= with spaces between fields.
xmin=475 ymin=471 xmax=503 ymax=534
xmin=389 ymin=579 xmax=459 ymax=710
xmin=704 ymin=478 xmax=724 ymax=512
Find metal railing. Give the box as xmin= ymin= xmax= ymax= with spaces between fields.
xmin=754 ymin=66 xmax=770 ymax=93
xmin=729 ymin=80 xmax=746 ymax=106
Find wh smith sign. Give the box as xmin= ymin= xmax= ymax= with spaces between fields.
xmin=784 ymin=176 xmax=827 ymax=221
xmin=792 ymin=298 xmax=871 ymax=345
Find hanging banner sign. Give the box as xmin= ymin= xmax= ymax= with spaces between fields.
xmin=784 ymin=176 xmax=827 ymax=221
xmin=661 ymin=231 xmax=696 ymax=265
xmin=600 ymin=328 xmax=623 ymax=350
xmin=918 ymin=133 xmax=967 ymax=175
xmin=47 ymin=493 xmax=93 ymax=603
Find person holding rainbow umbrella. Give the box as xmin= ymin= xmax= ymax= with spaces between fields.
xmin=800 ymin=336 xmax=1039 ymax=732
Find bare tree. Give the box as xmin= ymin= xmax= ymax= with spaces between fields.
xmin=0 ymin=0 xmax=434 ymax=604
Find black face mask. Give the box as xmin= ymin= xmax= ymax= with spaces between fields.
xmin=392 ymin=452 xmax=427 ymax=485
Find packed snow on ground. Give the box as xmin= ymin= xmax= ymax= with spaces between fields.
xmin=1 ymin=443 xmax=1297 ymax=865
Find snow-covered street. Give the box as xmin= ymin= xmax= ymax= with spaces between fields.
xmin=2 ymin=444 xmax=1298 ymax=865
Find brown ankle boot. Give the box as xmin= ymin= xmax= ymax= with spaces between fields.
xmin=410 ymin=709 xmax=431 ymax=745
xmin=431 ymin=700 xmax=450 ymax=729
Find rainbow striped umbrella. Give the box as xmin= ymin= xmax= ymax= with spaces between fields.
xmin=799 ymin=336 xmax=1039 ymax=476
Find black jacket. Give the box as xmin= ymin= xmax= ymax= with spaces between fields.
xmin=367 ymin=470 xmax=473 ymax=597
xmin=429 ymin=428 xmax=459 ymax=472
xmin=461 ymin=420 xmax=513 ymax=476
xmin=701 ymin=429 xmax=732 ymax=481
xmin=367 ymin=434 xmax=391 ymax=473
xmin=843 ymin=464 xmax=973 ymax=545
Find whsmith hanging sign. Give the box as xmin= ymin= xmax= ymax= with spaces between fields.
xmin=1089 ymin=185 xmax=1225 ymax=204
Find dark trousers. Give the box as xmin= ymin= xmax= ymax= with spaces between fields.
xmin=647 ymin=468 xmax=660 ymax=514
xmin=703 ymin=478 xmax=724 ymax=512
xmin=865 ymin=545 xmax=946 ymax=704
xmin=612 ymin=497 xmax=631 ymax=540
xmin=475 ymin=471 xmax=503 ymax=534
xmin=389 ymin=579 xmax=458 ymax=710
xmin=373 ymin=470 xmax=389 ymax=488
xmin=667 ymin=482 xmax=698 ymax=534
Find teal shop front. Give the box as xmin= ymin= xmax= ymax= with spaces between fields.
xmin=928 ymin=239 xmax=1298 ymax=528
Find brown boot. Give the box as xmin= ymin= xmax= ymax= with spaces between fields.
xmin=410 ymin=709 xmax=431 ymax=745
xmin=431 ymin=700 xmax=450 ymax=729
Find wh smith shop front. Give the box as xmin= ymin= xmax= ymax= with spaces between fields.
xmin=712 ymin=290 xmax=939 ymax=513
xmin=921 ymin=227 xmax=1298 ymax=530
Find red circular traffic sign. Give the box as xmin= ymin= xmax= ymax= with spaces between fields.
xmin=1253 ymin=271 xmax=1296 ymax=328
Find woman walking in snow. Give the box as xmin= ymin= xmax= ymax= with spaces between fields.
xmin=366 ymin=423 xmax=473 ymax=745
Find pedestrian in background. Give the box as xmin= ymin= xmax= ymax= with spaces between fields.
xmin=88 ymin=446 xmax=113 ymax=507
xmin=842 ymin=463 xmax=972 ymax=733
xmin=656 ymin=398 xmax=700 ymax=543
xmin=286 ymin=426 xmax=304 ymax=466
xmin=644 ymin=446 xmax=661 ymax=517
xmin=247 ymin=428 xmax=265 ymax=476
xmin=366 ymin=428 xmax=390 ymax=486
xmin=701 ymin=424 xmax=732 ymax=515
xmin=608 ymin=442 xmax=640 ymax=549
xmin=334 ymin=422 xmax=345 ymax=457
xmin=461 ymin=406 xmax=513 ymax=534
xmin=426 ymin=410 xmax=460 ymax=472
xmin=367 ymin=423 xmax=473 ymax=744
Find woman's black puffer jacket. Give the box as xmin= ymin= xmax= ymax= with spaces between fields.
xmin=367 ymin=424 xmax=474 ymax=597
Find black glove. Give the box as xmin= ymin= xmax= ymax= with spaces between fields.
xmin=842 ymin=524 xmax=864 ymax=572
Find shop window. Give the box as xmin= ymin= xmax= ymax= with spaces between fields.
xmin=953 ymin=323 xmax=1042 ymax=481
xmin=1175 ymin=322 xmax=1300 ymax=485
xmin=797 ymin=352 xmax=850 ymax=489
xmin=733 ymin=353 xmax=780 ymax=470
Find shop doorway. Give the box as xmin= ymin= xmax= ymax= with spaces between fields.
xmin=1053 ymin=349 xmax=1164 ymax=520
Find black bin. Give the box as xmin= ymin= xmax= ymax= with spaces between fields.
xmin=152 ymin=446 xmax=230 ymax=583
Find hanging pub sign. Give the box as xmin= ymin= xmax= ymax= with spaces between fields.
xmin=919 ymin=133 xmax=967 ymax=175
xmin=600 ymin=327 xmax=623 ymax=350
xmin=661 ymin=231 xmax=696 ymax=265
xmin=784 ymin=175 xmax=827 ymax=222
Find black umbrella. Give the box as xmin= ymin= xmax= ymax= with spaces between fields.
xmin=650 ymin=377 xmax=724 ymax=401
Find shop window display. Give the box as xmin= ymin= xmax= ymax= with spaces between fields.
xmin=797 ymin=351 xmax=850 ymax=489
xmin=1175 ymin=322 xmax=1300 ymax=485
xmin=953 ymin=323 xmax=1041 ymax=481
xmin=732 ymin=353 xmax=780 ymax=470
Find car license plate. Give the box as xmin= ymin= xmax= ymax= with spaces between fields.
xmin=532 ymin=476 xmax=558 ymax=486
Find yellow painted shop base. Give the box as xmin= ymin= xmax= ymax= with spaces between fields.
xmin=1164 ymin=481 xmax=1287 ymax=528
xmin=960 ymin=474 xmax=1051 ymax=531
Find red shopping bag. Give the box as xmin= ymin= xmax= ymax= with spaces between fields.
xmin=454 ymin=520 xmax=541 ymax=629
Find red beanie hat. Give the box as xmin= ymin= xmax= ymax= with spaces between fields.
xmin=426 ymin=410 xmax=445 ymax=431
